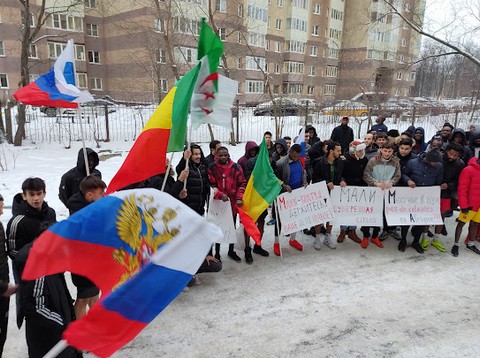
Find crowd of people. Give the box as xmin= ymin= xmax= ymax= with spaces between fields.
xmin=1 ymin=115 xmax=480 ymax=356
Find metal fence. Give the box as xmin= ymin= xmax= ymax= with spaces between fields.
xmin=18 ymin=104 xmax=479 ymax=145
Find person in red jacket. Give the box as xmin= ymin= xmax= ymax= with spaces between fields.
xmin=452 ymin=157 xmax=480 ymax=257
xmin=208 ymin=147 xmax=246 ymax=263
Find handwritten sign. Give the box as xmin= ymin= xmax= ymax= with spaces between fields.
xmin=276 ymin=181 xmax=334 ymax=235
xmin=330 ymin=186 xmax=383 ymax=226
xmin=207 ymin=198 xmax=234 ymax=243
xmin=384 ymin=186 xmax=443 ymax=226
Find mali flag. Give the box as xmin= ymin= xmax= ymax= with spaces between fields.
xmin=238 ymin=138 xmax=282 ymax=244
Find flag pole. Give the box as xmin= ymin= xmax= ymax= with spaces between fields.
xmin=43 ymin=339 xmax=68 ymax=358
xmin=274 ymin=199 xmax=282 ymax=259
xmin=77 ymin=109 xmax=90 ymax=176
xmin=183 ymin=120 xmax=194 ymax=190
xmin=161 ymin=152 xmax=175 ymax=192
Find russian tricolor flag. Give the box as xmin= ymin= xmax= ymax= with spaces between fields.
xmin=295 ymin=127 xmax=307 ymax=166
xmin=22 ymin=189 xmax=222 ymax=357
xmin=13 ymin=39 xmax=94 ymax=108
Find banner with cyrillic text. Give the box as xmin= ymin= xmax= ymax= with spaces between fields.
xmin=384 ymin=186 xmax=443 ymax=226
xmin=276 ymin=181 xmax=334 ymax=235
xmin=330 ymin=186 xmax=383 ymax=226
xmin=207 ymin=198 xmax=235 ymax=243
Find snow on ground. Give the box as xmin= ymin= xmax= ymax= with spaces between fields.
xmin=1 ymin=126 xmax=480 ymax=357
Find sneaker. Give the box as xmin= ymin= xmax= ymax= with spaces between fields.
xmin=214 ymin=253 xmax=221 ymax=262
xmin=445 ymin=210 xmax=453 ymax=218
xmin=228 ymin=251 xmax=242 ymax=262
xmin=273 ymin=243 xmax=281 ymax=256
xmin=411 ymin=241 xmax=424 ymax=254
xmin=245 ymin=247 xmax=253 ymax=264
xmin=361 ymin=237 xmax=369 ymax=249
xmin=253 ymin=244 xmax=269 ymax=257
xmin=466 ymin=244 xmax=480 ymax=255
xmin=187 ymin=275 xmax=197 ymax=287
xmin=313 ymin=236 xmax=323 ymax=250
xmin=266 ymin=218 xmax=276 ymax=226
xmin=388 ymin=230 xmax=401 ymax=240
xmin=441 ymin=226 xmax=448 ymax=236
xmin=336 ymin=230 xmax=346 ymax=243
xmin=347 ymin=230 xmax=362 ymax=244
xmin=324 ymin=234 xmax=336 ymax=249
xmin=289 ymin=239 xmax=303 ymax=251
xmin=398 ymin=239 xmax=407 ymax=252
xmin=303 ymin=228 xmax=312 ymax=236
xmin=371 ymin=237 xmax=384 ymax=248
xmin=431 ymin=239 xmax=446 ymax=253
xmin=380 ymin=231 xmax=389 ymax=241
xmin=427 ymin=230 xmax=434 ymax=238
xmin=420 ymin=237 xmax=429 ymax=251
xmin=451 ymin=245 xmax=459 ymax=257
xmin=309 ymin=227 xmax=317 ymax=237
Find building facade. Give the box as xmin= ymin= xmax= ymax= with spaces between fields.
xmin=0 ymin=0 xmax=424 ymax=105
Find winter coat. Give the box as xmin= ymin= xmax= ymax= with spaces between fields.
xmin=330 ymin=124 xmax=354 ymax=153
xmin=312 ymin=156 xmax=345 ymax=186
xmin=441 ymin=154 xmax=465 ymax=198
xmin=177 ymin=157 xmax=210 ymax=215
xmin=0 ymin=222 xmax=8 ymax=296
xmin=59 ymin=148 xmax=101 ymax=206
xmin=342 ymin=154 xmax=368 ymax=186
xmin=457 ymin=157 xmax=480 ymax=211
xmin=6 ymin=193 xmax=56 ymax=259
xmin=271 ymin=138 xmax=289 ymax=162
xmin=396 ymin=152 xmax=417 ymax=186
xmin=363 ymin=155 xmax=401 ymax=186
xmin=275 ymin=155 xmax=306 ymax=191
xmin=208 ymin=159 xmax=246 ymax=216
xmin=468 ymin=130 xmax=480 ymax=158
xmin=365 ymin=144 xmax=379 ymax=160
xmin=238 ymin=141 xmax=259 ymax=173
xmin=412 ymin=127 xmax=428 ymax=154
xmin=402 ymin=154 xmax=443 ymax=187
xmin=450 ymin=128 xmax=473 ymax=163
xmin=370 ymin=123 xmax=388 ymax=133
xmin=146 ymin=174 xmax=184 ymax=199
xmin=66 ymin=192 xmax=90 ymax=215
xmin=305 ymin=125 xmax=320 ymax=145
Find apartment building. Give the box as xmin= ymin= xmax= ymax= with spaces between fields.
xmin=0 ymin=0 xmax=424 ymax=105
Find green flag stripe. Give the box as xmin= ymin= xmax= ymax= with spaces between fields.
xmin=251 ymin=138 xmax=282 ymax=201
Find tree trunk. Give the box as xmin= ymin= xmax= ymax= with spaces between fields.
xmin=14 ymin=104 xmax=26 ymax=146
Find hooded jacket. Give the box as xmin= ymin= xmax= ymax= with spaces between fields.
xmin=312 ymin=156 xmax=345 ymax=186
xmin=401 ymin=153 xmax=443 ymax=187
xmin=441 ymin=153 xmax=465 ymax=198
xmin=59 ymin=148 xmax=101 ymax=206
xmin=412 ymin=127 xmax=428 ymax=154
xmin=457 ymin=157 xmax=480 ymax=211
xmin=208 ymin=158 xmax=246 ymax=216
xmin=468 ymin=130 xmax=480 ymax=158
xmin=6 ymin=193 xmax=56 ymax=259
xmin=450 ymin=128 xmax=473 ymax=163
xmin=343 ymin=154 xmax=368 ymax=186
xmin=238 ymin=141 xmax=259 ymax=173
xmin=305 ymin=125 xmax=320 ymax=145
xmin=363 ymin=155 xmax=401 ymax=186
xmin=271 ymin=138 xmax=289 ymax=162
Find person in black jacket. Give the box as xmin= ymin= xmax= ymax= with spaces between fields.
xmin=6 ymin=177 xmax=57 ymax=330
xmin=176 ymin=144 xmax=210 ymax=216
xmin=330 ymin=116 xmax=354 ymax=153
xmin=66 ymin=176 xmax=106 ymax=320
xmin=59 ymin=148 xmax=101 ymax=206
xmin=0 ymin=194 xmax=18 ymax=357
xmin=15 ymin=242 xmax=81 ymax=358
xmin=146 ymin=158 xmax=188 ymax=199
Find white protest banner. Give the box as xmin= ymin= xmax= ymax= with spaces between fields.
xmin=384 ymin=186 xmax=443 ymax=226
xmin=207 ymin=198 xmax=234 ymax=243
xmin=276 ymin=181 xmax=334 ymax=235
xmin=330 ymin=186 xmax=383 ymax=226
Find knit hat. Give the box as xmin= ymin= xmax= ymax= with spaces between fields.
xmin=425 ymin=149 xmax=442 ymax=163
xmin=349 ymin=141 xmax=366 ymax=159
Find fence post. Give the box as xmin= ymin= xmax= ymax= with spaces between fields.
xmin=4 ymin=102 xmax=13 ymax=144
xmin=104 ymin=104 xmax=110 ymax=142
xmin=235 ymin=99 xmax=239 ymax=144
xmin=304 ymin=101 xmax=309 ymax=127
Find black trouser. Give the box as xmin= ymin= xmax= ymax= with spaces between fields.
xmin=0 ymin=296 xmax=9 ymax=357
xmin=411 ymin=226 xmax=426 ymax=244
xmin=400 ymin=226 xmax=410 ymax=241
xmin=361 ymin=226 xmax=381 ymax=238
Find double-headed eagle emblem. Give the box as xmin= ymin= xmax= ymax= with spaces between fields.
xmin=112 ymin=194 xmax=180 ymax=288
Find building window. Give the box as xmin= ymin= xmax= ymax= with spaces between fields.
xmin=246 ymin=56 xmax=266 ymax=71
xmin=216 ymin=0 xmax=226 ymax=12
xmin=219 ymin=28 xmax=226 ymax=41
xmin=47 ymin=13 xmax=83 ymax=32
xmin=75 ymin=45 xmax=85 ymax=61
xmin=247 ymin=5 xmax=268 ymax=22
xmin=88 ymin=50 xmax=100 ymax=64
xmin=29 ymin=44 xmax=38 ymax=58
xmin=247 ymin=32 xmax=266 ymax=47
xmin=90 ymin=77 xmax=102 ymax=90
xmin=173 ymin=17 xmax=200 ymax=35
xmin=396 ymin=71 xmax=402 ymax=80
xmin=277 ymin=0 xmax=283 ymax=7
xmin=285 ymin=41 xmax=305 ymax=53
xmin=160 ymin=79 xmax=168 ymax=93
xmin=313 ymin=3 xmax=320 ymax=14
xmin=85 ymin=0 xmax=96 ymax=8
xmin=325 ymin=65 xmax=337 ymax=77
xmin=328 ymin=48 xmax=339 ymax=59
xmin=284 ymin=61 xmax=304 ymax=74
xmin=236 ymin=58 xmax=243 ymax=69
xmin=275 ymin=63 xmax=280 ymax=74
xmin=283 ymin=83 xmax=303 ymax=94
xmin=29 ymin=74 xmax=40 ymax=83
xmin=307 ymin=86 xmax=315 ymax=95
xmin=86 ymin=23 xmax=98 ymax=36
xmin=401 ymin=38 xmax=407 ymax=47
xmin=312 ymin=25 xmax=319 ymax=36
xmin=76 ymin=73 xmax=87 ymax=88
xmin=410 ymin=71 xmax=416 ymax=81
xmin=246 ymin=80 xmax=264 ymax=93
xmin=48 ymin=42 xmax=66 ymax=58
xmin=286 ymin=17 xmax=307 ymax=32
xmin=308 ymin=66 xmax=316 ymax=76
xmin=275 ymin=41 xmax=281 ymax=52
xmin=276 ymin=19 xmax=282 ymax=30
xmin=157 ymin=49 xmax=167 ymax=63
xmin=238 ymin=4 xmax=244 ymax=17
xmin=174 ymin=47 xmax=197 ymax=64
xmin=0 ymin=41 xmax=4 ymax=56
xmin=154 ymin=19 xmax=164 ymax=33
xmin=0 ymin=74 xmax=9 ymax=89
xmin=324 ymin=84 xmax=336 ymax=95
xmin=310 ymin=46 xmax=317 ymax=56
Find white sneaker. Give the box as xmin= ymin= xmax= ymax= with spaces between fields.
xmin=323 ymin=234 xmax=337 ymax=249
xmin=313 ymin=236 xmax=324 ymax=250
